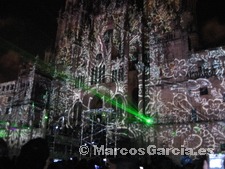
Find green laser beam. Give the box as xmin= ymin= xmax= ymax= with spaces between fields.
xmin=0 ymin=37 xmax=154 ymax=125
xmin=82 ymin=87 xmax=154 ymax=125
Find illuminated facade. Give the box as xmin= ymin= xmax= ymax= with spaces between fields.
xmin=0 ymin=0 xmax=225 ymax=157
xmin=0 ymin=61 xmax=51 ymax=155
xmin=51 ymin=0 xmax=225 ymax=156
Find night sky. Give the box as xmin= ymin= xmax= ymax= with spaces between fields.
xmin=0 ymin=0 xmax=64 ymax=82
xmin=197 ymin=0 xmax=225 ymax=49
xmin=0 ymin=0 xmax=63 ymax=54
xmin=0 ymin=0 xmax=225 ymax=82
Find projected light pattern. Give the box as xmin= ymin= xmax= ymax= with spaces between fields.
xmin=0 ymin=62 xmax=51 ymax=156
xmin=146 ymin=0 xmax=180 ymax=33
xmin=1 ymin=0 xmax=225 ymax=157
xmin=143 ymin=46 xmax=225 ymax=152
xmin=51 ymin=0 xmax=225 ymax=153
xmin=157 ymin=124 xmax=217 ymax=149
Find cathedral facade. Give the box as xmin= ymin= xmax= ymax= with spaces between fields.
xmin=0 ymin=0 xmax=225 ymax=158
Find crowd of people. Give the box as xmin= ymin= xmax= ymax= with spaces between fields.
xmin=0 ymin=137 xmax=217 ymax=169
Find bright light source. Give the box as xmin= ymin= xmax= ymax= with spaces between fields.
xmin=144 ymin=117 xmax=154 ymax=125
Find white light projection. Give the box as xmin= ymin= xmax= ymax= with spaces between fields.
xmin=49 ymin=3 xmax=139 ymax=153
xmin=146 ymin=0 xmax=180 ymax=33
xmin=144 ymin=46 xmax=225 ymax=152
xmin=157 ymin=124 xmax=217 ymax=151
xmin=51 ymin=0 xmax=225 ymax=154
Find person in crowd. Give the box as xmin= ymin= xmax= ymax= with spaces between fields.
xmin=0 ymin=138 xmax=13 ymax=169
xmin=151 ymin=155 xmax=177 ymax=169
xmin=193 ymin=155 xmax=209 ymax=169
xmin=47 ymin=160 xmax=65 ymax=169
xmin=75 ymin=158 xmax=89 ymax=169
xmin=180 ymin=155 xmax=193 ymax=169
xmin=183 ymin=163 xmax=194 ymax=169
xmin=107 ymin=158 xmax=140 ymax=169
xmin=15 ymin=137 xmax=50 ymax=169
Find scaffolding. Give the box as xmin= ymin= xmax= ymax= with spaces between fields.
xmin=80 ymin=108 xmax=118 ymax=158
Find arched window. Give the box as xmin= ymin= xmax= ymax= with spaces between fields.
xmin=112 ymin=95 xmax=126 ymax=122
xmin=103 ymin=29 xmax=113 ymax=50
xmin=71 ymin=102 xmax=82 ymax=127
xmin=132 ymin=88 xmax=139 ymax=111
xmin=112 ymin=66 xmax=124 ymax=82
xmin=75 ymin=75 xmax=85 ymax=88
xmin=91 ymin=65 xmax=105 ymax=84
xmin=129 ymin=50 xmax=138 ymax=71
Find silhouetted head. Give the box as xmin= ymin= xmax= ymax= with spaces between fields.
xmin=16 ymin=137 xmax=49 ymax=169
xmin=0 ymin=138 xmax=8 ymax=157
xmin=0 ymin=138 xmax=13 ymax=169
xmin=108 ymin=158 xmax=139 ymax=169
